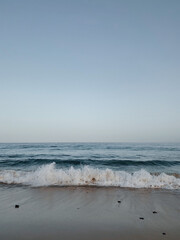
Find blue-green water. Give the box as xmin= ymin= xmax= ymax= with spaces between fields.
xmin=0 ymin=143 xmax=180 ymax=188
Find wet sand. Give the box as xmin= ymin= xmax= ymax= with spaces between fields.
xmin=0 ymin=186 xmax=180 ymax=240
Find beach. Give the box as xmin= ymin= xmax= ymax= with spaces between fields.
xmin=1 ymin=0 xmax=180 ymax=238
xmin=0 ymin=186 xmax=180 ymax=240
xmin=0 ymin=143 xmax=180 ymax=240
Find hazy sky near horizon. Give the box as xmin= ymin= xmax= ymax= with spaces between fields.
xmin=0 ymin=0 xmax=180 ymax=142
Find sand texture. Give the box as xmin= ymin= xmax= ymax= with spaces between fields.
xmin=0 ymin=186 xmax=180 ymax=240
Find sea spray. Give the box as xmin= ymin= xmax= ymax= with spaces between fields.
xmin=0 ymin=163 xmax=180 ymax=189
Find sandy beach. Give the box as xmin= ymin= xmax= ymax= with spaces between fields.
xmin=0 ymin=186 xmax=179 ymax=240
xmin=1 ymin=0 xmax=180 ymax=238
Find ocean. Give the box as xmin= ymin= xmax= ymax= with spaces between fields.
xmin=0 ymin=142 xmax=180 ymax=189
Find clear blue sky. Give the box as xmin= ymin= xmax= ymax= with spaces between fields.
xmin=0 ymin=0 xmax=180 ymax=142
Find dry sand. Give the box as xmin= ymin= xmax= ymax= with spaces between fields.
xmin=0 ymin=186 xmax=180 ymax=240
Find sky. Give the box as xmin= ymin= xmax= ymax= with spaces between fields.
xmin=0 ymin=0 xmax=180 ymax=143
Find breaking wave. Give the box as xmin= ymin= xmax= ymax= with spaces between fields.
xmin=0 ymin=163 xmax=180 ymax=189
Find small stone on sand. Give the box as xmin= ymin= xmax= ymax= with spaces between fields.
xmin=162 ymin=233 xmax=166 ymax=235
xmin=153 ymin=211 xmax=157 ymax=214
xmin=15 ymin=205 xmax=19 ymax=208
xmin=139 ymin=217 xmax=144 ymax=220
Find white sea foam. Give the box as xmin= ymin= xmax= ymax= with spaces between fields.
xmin=0 ymin=163 xmax=180 ymax=189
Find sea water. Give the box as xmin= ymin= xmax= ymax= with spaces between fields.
xmin=0 ymin=142 xmax=180 ymax=189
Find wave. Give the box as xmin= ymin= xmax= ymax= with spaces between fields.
xmin=0 ymin=159 xmax=180 ymax=168
xmin=0 ymin=163 xmax=180 ymax=189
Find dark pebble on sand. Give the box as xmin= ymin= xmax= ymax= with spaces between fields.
xmin=139 ymin=217 xmax=144 ymax=220
xmin=117 ymin=200 xmax=121 ymax=203
xmin=153 ymin=211 xmax=157 ymax=214
xmin=15 ymin=205 xmax=19 ymax=208
xmin=162 ymin=233 xmax=166 ymax=235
